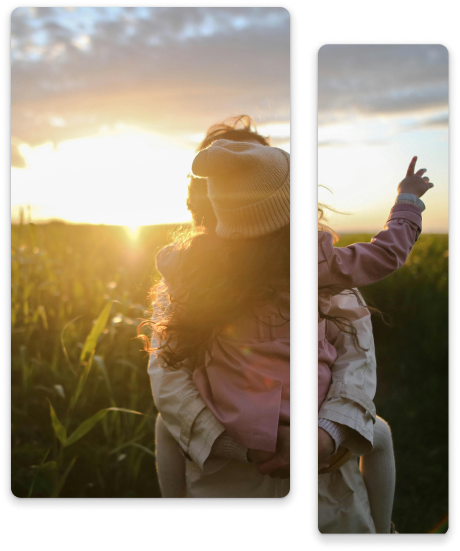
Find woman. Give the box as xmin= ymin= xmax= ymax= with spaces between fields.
xmin=146 ymin=117 xmax=379 ymax=519
xmin=149 ymin=117 xmax=289 ymax=497
xmin=148 ymin=287 xmax=378 ymax=508
xmin=318 ymin=292 xmax=378 ymax=532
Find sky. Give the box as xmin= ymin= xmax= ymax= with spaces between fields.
xmin=318 ymin=44 xmax=448 ymax=233
xmin=11 ymin=7 xmax=290 ymax=226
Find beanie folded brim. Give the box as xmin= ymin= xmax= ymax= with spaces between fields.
xmin=192 ymin=139 xmax=290 ymax=239
xmin=214 ymin=174 xmax=290 ymax=239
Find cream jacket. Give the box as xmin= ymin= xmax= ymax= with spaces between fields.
xmin=148 ymin=277 xmax=289 ymax=497
xmin=149 ymin=357 xmax=290 ymax=497
xmin=148 ymin=292 xmax=376 ymax=509
xmin=318 ymin=292 xmax=377 ymax=533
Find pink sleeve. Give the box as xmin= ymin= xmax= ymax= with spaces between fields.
xmin=318 ymin=204 xmax=422 ymax=291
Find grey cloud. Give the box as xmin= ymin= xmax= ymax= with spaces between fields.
xmin=11 ymin=7 xmax=289 ymax=167
xmin=415 ymin=113 xmax=449 ymax=129
xmin=318 ymin=45 xmax=448 ymax=121
xmin=350 ymin=84 xmax=448 ymax=116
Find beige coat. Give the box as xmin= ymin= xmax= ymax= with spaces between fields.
xmin=318 ymin=292 xmax=377 ymax=533
xmin=149 ymin=292 xmax=376 ymax=519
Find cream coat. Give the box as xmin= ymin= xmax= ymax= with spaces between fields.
xmin=318 ymin=292 xmax=377 ymax=533
xmin=149 ymin=291 xmax=376 ymax=523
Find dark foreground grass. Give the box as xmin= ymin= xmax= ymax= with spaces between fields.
xmin=12 ymin=223 xmax=448 ymax=530
xmin=337 ymin=233 xmax=448 ymax=534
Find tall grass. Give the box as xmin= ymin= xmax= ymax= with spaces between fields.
xmin=11 ymin=223 xmax=448 ymax=530
xmin=337 ymin=233 xmax=448 ymax=533
xmin=11 ymin=220 xmax=181 ymax=498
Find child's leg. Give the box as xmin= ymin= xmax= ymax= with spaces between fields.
xmin=360 ymin=416 xmax=396 ymax=533
xmin=155 ymin=414 xmax=187 ymax=498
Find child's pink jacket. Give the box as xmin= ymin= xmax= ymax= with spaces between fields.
xmin=318 ymin=203 xmax=423 ymax=408
xmin=156 ymin=246 xmax=289 ymax=454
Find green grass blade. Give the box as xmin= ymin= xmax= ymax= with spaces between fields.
xmin=69 ymin=351 xmax=94 ymax=412
xmin=52 ymin=456 xmax=77 ymax=498
xmin=93 ymin=355 xmax=113 ymax=397
xmin=60 ymin=315 xmax=83 ymax=375
xmin=64 ymin=408 xmax=110 ymax=447
xmin=28 ymin=448 xmax=50 ymax=497
xmin=109 ymin=435 xmax=144 ymax=455
xmin=130 ymin=442 xmax=156 ymax=458
xmin=47 ymin=400 xmax=67 ymax=446
xmin=39 ymin=461 xmax=57 ymax=472
xmin=33 ymin=305 xmax=48 ymax=330
xmin=65 ymin=407 xmax=145 ymax=447
xmin=80 ymin=302 xmax=112 ymax=363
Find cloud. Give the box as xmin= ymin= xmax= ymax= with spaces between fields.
xmin=318 ymin=138 xmax=388 ymax=148
xmin=413 ymin=113 xmax=449 ymax=130
xmin=11 ymin=138 xmax=27 ymax=168
xmin=318 ymin=45 xmax=448 ymax=123
xmin=318 ymin=140 xmax=349 ymax=148
xmin=11 ymin=7 xmax=290 ymax=167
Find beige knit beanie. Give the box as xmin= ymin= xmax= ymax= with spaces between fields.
xmin=191 ymin=139 xmax=290 ymax=239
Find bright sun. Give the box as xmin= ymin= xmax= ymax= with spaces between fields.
xmin=11 ymin=126 xmax=194 ymax=227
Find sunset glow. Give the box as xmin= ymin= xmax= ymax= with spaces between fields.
xmin=12 ymin=127 xmax=196 ymax=226
xmin=11 ymin=7 xmax=290 ymax=227
xmin=318 ymin=45 xmax=448 ymax=233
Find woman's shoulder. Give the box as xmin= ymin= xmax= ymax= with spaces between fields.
xmin=156 ymin=244 xmax=184 ymax=280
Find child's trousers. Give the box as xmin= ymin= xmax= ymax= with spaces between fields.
xmin=155 ymin=414 xmax=186 ymax=497
xmin=360 ymin=416 xmax=396 ymax=533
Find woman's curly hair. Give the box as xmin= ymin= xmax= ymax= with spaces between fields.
xmin=138 ymin=115 xmax=287 ymax=369
xmin=138 ymin=225 xmax=289 ymax=369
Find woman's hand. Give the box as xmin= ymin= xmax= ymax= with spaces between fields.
xmin=318 ymin=427 xmax=335 ymax=471
xmin=398 ymin=156 xmax=434 ymax=198
xmin=247 ymin=449 xmax=275 ymax=463
xmin=257 ymin=425 xmax=290 ymax=479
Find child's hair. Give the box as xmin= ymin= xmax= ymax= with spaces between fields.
xmin=138 ymin=224 xmax=290 ymax=369
xmin=318 ymin=202 xmax=338 ymax=242
xmin=186 ymin=115 xmax=270 ymax=230
xmin=318 ymin=203 xmax=380 ymax=351
xmin=138 ymin=114 xmax=284 ymax=368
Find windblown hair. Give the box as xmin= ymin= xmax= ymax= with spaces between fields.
xmin=138 ymin=225 xmax=290 ymax=369
xmin=318 ymin=203 xmax=381 ymax=351
xmin=138 ymin=115 xmax=283 ymax=369
xmin=318 ymin=202 xmax=338 ymax=243
xmin=186 ymin=115 xmax=270 ymax=230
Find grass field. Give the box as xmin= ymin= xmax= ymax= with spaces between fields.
xmin=11 ymin=221 xmax=170 ymax=499
xmin=11 ymin=222 xmax=448 ymax=531
xmin=337 ymin=232 xmax=448 ymax=534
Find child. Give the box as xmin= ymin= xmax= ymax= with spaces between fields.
xmin=318 ymin=156 xmax=432 ymax=409
xmin=318 ymin=155 xmax=432 ymax=532
xmin=145 ymin=139 xmax=290 ymax=498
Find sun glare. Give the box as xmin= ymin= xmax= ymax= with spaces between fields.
xmin=125 ymin=225 xmax=141 ymax=240
xmin=11 ymin=126 xmax=194 ymax=226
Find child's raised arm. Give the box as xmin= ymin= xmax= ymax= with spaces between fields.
xmin=319 ymin=157 xmax=433 ymax=292
xmin=398 ymin=155 xmax=434 ymax=197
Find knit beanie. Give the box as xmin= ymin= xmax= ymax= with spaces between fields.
xmin=191 ymin=139 xmax=290 ymax=239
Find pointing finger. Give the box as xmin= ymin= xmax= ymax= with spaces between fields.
xmin=407 ymin=156 xmax=417 ymax=177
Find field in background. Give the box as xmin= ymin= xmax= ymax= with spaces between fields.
xmin=11 ymin=224 xmax=448 ymax=531
xmin=11 ymin=221 xmax=174 ymax=499
xmin=337 ymin=233 xmax=448 ymax=534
